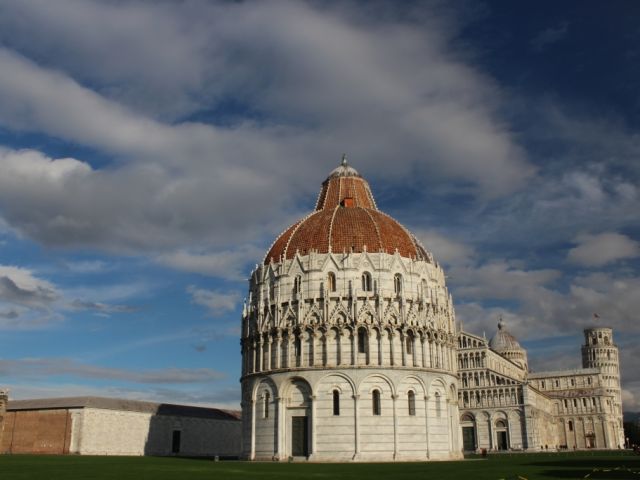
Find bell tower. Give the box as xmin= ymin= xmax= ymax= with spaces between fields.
xmin=582 ymin=327 xmax=624 ymax=447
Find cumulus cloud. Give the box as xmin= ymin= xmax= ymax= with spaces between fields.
xmin=0 ymin=357 xmax=225 ymax=384
xmin=187 ymin=286 xmax=241 ymax=317
xmin=568 ymin=232 xmax=640 ymax=267
xmin=157 ymin=246 xmax=263 ymax=280
xmin=0 ymin=263 xmax=138 ymax=328
xmin=0 ymin=1 xmax=535 ymax=261
xmin=414 ymin=229 xmax=475 ymax=267
xmin=0 ymin=265 xmax=59 ymax=309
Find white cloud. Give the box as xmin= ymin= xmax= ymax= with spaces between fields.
xmin=0 ymin=1 xmax=534 ymax=263
xmin=413 ymin=229 xmax=475 ymax=267
xmin=568 ymin=232 xmax=640 ymax=267
xmin=187 ymin=286 xmax=241 ymax=317
xmin=157 ymin=246 xmax=263 ymax=280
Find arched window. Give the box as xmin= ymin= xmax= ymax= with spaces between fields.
xmin=357 ymin=328 xmax=367 ymax=354
xmin=333 ymin=390 xmax=340 ymax=416
xmin=361 ymin=272 xmax=372 ymax=292
xmin=294 ymin=336 xmax=301 ymax=358
xmin=394 ymin=273 xmax=403 ymax=295
xmin=435 ymin=392 xmax=442 ymax=418
xmin=263 ymin=392 xmax=270 ymax=419
xmin=408 ymin=391 xmax=416 ymax=416
xmin=406 ymin=334 xmax=413 ymax=355
xmin=372 ymin=389 xmax=381 ymax=415
xmin=293 ymin=275 xmax=302 ymax=294
xmin=327 ymin=272 xmax=337 ymax=292
xmin=568 ymin=420 xmax=573 ymax=432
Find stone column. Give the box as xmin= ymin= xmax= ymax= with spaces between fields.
xmin=266 ymin=336 xmax=272 ymax=371
xmin=421 ymin=337 xmax=427 ymax=368
xmin=276 ymin=396 xmax=285 ymax=460
xmin=310 ymin=395 xmax=317 ymax=457
xmin=353 ymin=394 xmax=360 ymax=460
xmin=424 ymin=395 xmax=431 ymax=459
xmin=275 ymin=333 xmax=282 ymax=369
xmin=400 ymin=333 xmax=407 ymax=367
xmin=257 ymin=338 xmax=263 ymax=372
xmin=389 ymin=331 xmax=395 ymax=366
xmin=392 ymin=393 xmax=399 ymax=459
xmin=250 ymin=398 xmax=257 ymax=460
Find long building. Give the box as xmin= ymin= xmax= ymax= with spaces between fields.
xmin=457 ymin=322 xmax=624 ymax=451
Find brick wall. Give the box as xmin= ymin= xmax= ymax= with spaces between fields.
xmin=0 ymin=409 xmax=72 ymax=454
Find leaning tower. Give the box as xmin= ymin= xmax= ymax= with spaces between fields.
xmin=581 ymin=327 xmax=624 ymax=447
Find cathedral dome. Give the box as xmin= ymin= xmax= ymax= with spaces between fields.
xmin=264 ymin=158 xmax=429 ymax=263
xmin=489 ymin=319 xmax=522 ymax=351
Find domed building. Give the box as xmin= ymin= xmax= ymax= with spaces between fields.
xmin=240 ymin=158 xmax=462 ymax=461
xmin=488 ymin=318 xmax=528 ymax=371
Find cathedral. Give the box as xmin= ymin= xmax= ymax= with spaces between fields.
xmin=239 ymin=159 xmax=624 ymax=461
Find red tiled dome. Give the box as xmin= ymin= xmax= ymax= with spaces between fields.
xmin=264 ymin=159 xmax=429 ymax=264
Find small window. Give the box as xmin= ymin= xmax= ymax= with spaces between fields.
xmin=571 ymin=378 xmax=575 ymax=386
xmin=573 ymin=399 xmax=577 ymax=408
xmin=263 ymin=392 xmax=270 ymax=419
xmin=588 ymin=377 xmax=592 ymax=385
xmin=293 ymin=275 xmax=302 ymax=294
xmin=406 ymin=335 xmax=413 ymax=355
xmin=394 ymin=273 xmax=403 ymax=295
xmin=362 ymin=272 xmax=372 ymax=292
xmin=327 ymin=272 xmax=336 ymax=292
xmin=408 ymin=391 xmax=416 ymax=416
xmin=358 ymin=328 xmax=367 ymax=354
xmin=333 ymin=390 xmax=340 ymax=416
xmin=295 ymin=336 xmax=301 ymax=357
xmin=372 ymin=390 xmax=381 ymax=416
xmin=583 ymin=398 xmax=587 ymax=407
xmin=555 ymin=380 xmax=559 ymax=388
xmin=435 ymin=392 xmax=442 ymax=418
xmin=541 ymin=381 xmax=545 ymax=389
xmin=568 ymin=420 xmax=573 ymax=432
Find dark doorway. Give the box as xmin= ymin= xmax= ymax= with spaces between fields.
xmin=291 ymin=416 xmax=309 ymax=457
xmin=171 ymin=430 xmax=181 ymax=454
xmin=497 ymin=431 xmax=508 ymax=450
xmin=462 ymin=426 xmax=476 ymax=451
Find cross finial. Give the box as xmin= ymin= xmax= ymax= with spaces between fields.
xmin=498 ymin=315 xmax=504 ymax=329
xmin=341 ymin=153 xmax=348 ymax=166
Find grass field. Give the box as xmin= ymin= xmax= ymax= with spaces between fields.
xmin=1 ymin=451 xmax=639 ymax=480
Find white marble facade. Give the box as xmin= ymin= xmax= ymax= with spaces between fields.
xmin=457 ymin=326 xmax=625 ymax=452
xmin=240 ymin=251 xmax=463 ymax=461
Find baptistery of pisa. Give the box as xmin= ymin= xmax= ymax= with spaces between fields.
xmin=239 ymin=159 xmax=624 ymax=461
xmin=240 ymin=159 xmax=462 ymax=461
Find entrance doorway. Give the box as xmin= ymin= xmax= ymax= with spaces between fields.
xmin=291 ymin=416 xmax=309 ymax=457
xmin=462 ymin=427 xmax=476 ymax=451
xmin=171 ymin=430 xmax=181 ymax=454
xmin=495 ymin=420 xmax=509 ymax=450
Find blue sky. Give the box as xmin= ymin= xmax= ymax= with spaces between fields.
xmin=0 ymin=0 xmax=638 ymax=411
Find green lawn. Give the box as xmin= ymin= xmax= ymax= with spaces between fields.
xmin=0 ymin=451 xmax=638 ymax=480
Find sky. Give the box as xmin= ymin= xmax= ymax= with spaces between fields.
xmin=0 ymin=0 xmax=638 ymax=412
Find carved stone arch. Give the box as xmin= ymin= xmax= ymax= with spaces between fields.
xmin=314 ymin=372 xmax=356 ymax=396
xmin=282 ymin=305 xmax=297 ymax=328
xmin=358 ymin=373 xmax=396 ymax=397
xmin=304 ymin=304 xmax=323 ymax=325
xmin=383 ymin=302 xmax=400 ymax=325
xmin=282 ymin=376 xmax=313 ymax=408
xmin=357 ymin=301 xmax=376 ymax=325
xmin=329 ymin=302 xmax=350 ymax=325
xmin=252 ymin=376 xmax=278 ymax=402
